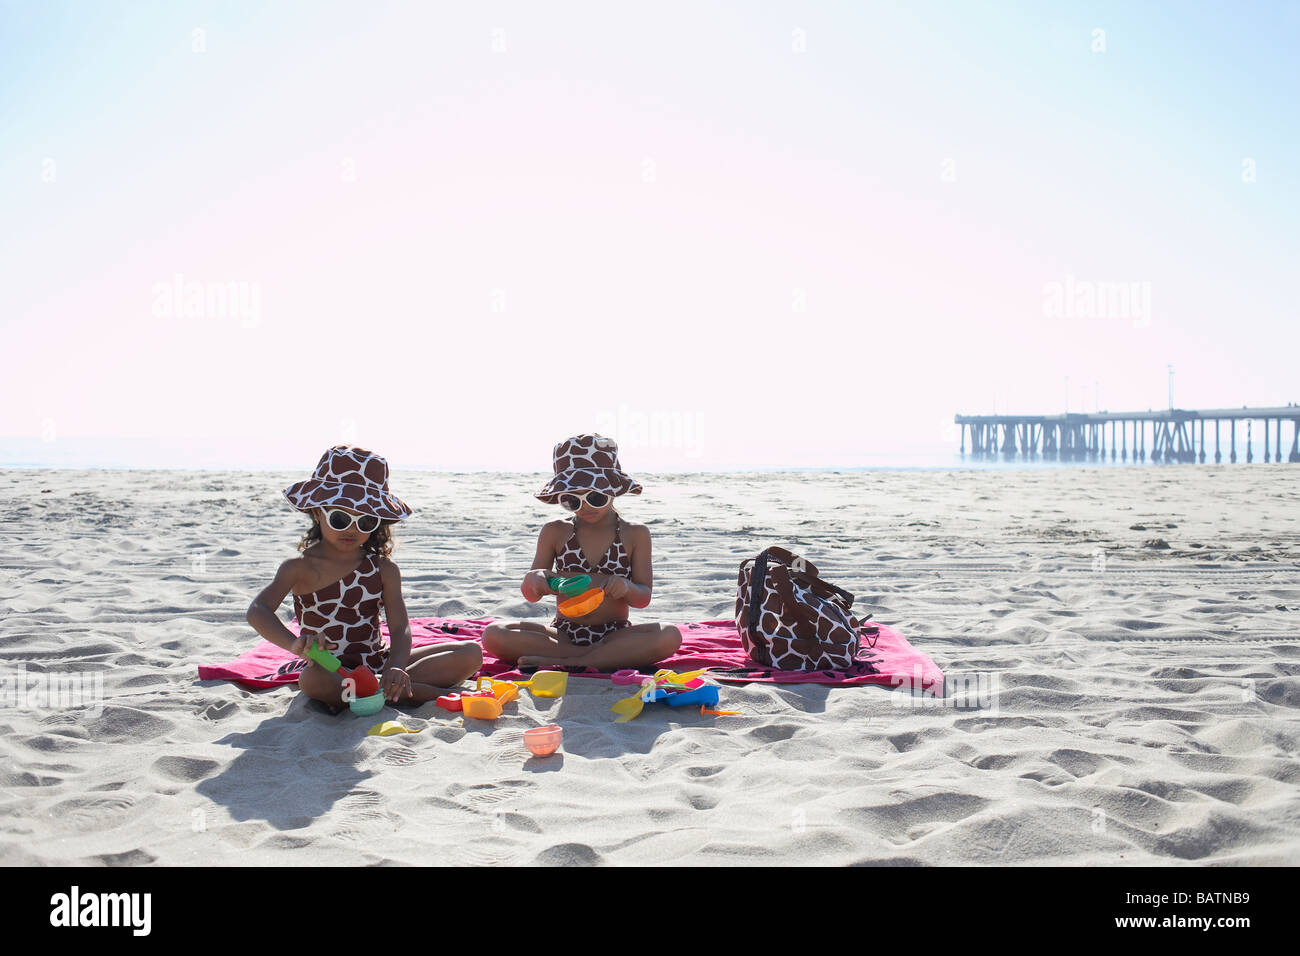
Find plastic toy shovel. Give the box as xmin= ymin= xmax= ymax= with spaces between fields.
xmin=611 ymin=685 xmax=652 ymax=722
xmin=509 ymin=671 xmax=568 ymax=698
xmin=611 ymin=669 xmax=712 ymax=723
xmin=306 ymin=643 xmax=380 ymax=697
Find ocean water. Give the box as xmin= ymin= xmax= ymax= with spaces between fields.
xmin=5 ymin=435 xmax=1290 ymax=472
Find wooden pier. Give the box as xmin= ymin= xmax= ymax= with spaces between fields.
xmin=955 ymin=406 xmax=1300 ymax=463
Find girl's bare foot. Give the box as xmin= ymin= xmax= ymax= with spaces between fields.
xmin=517 ymin=654 xmax=585 ymax=671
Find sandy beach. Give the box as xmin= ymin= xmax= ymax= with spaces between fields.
xmin=2 ymin=465 xmax=1298 ymax=866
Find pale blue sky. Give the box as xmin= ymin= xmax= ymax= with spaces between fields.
xmin=3 ymin=1 xmax=1297 ymax=469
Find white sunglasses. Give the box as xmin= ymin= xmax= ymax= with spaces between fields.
xmin=318 ymin=508 xmax=382 ymax=533
xmin=558 ymin=490 xmax=613 ymax=512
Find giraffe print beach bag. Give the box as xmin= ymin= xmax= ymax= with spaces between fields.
xmin=735 ymin=547 xmax=876 ymax=671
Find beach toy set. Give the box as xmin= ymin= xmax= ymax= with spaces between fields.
xmin=306 ymin=633 xmax=734 ymax=735
xmin=548 ymin=574 xmax=606 ymax=617
xmin=436 ymin=670 xmax=568 ymax=719
xmin=610 ymin=668 xmax=740 ymax=722
xmin=366 ymin=713 xmax=562 ymax=756
xmin=435 ymin=672 xmax=567 ymax=753
xmin=367 ymin=669 xmax=569 ymax=755
xmin=436 ymin=677 xmax=520 ymax=719
xmin=306 ymin=643 xmax=386 ymax=715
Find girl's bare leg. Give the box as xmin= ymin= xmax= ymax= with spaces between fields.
xmin=397 ymin=640 xmax=483 ymax=704
xmin=297 ymin=660 xmax=347 ymax=709
xmin=300 ymin=643 xmax=484 ymax=708
xmin=516 ymin=623 xmax=681 ymax=671
xmin=482 ymin=621 xmax=590 ymax=665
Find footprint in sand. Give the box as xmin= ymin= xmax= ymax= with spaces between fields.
xmin=151 ymin=755 xmax=219 ymax=782
xmin=446 ymin=779 xmax=536 ymax=810
xmin=48 ymin=793 xmax=137 ymax=828
xmin=376 ymin=746 xmax=420 ymax=767
xmin=533 ymin=842 xmax=604 ymax=866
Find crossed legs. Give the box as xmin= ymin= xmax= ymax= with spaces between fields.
xmin=297 ymin=640 xmax=483 ymax=709
xmin=482 ymin=621 xmax=682 ymax=671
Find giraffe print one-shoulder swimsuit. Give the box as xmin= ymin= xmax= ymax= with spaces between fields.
xmin=293 ymin=553 xmax=388 ymax=673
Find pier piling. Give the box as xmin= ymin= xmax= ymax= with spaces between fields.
xmin=953 ymin=406 xmax=1300 ymax=464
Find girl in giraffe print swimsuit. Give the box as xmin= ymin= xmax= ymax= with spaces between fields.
xmin=483 ymin=434 xmax=682 ymax=671
xmin=246 ymin=446 xmax=481 ymax=710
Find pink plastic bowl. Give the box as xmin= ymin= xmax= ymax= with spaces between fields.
xmin=523 ymin=724 xmax=563 ymax=757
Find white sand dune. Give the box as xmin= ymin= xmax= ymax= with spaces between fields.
xmin=2 ymin=466 xmax=1298 ymax=865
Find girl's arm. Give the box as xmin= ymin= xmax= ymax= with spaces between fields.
xmin=521 ymin=523 xmax=561 ymax=601
xmin=378 ymin=559 xmax=413 ymax=700
xmin=246 ymin=560 xmax=310 ymax=655
xmin=379 ymin=559 xmax=411 ymax=670
xmin=606 ymin=524 xmax=653 ymax=609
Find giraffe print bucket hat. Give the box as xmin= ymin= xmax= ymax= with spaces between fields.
xmin=284 ymin=445 xmax=413 ymax=521
xmin=535 ymin=433 xmax=643 ymax=504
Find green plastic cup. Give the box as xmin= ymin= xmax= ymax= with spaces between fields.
xmin=348 ymin=691 xmax=386 ymax=716
xmin=547 ymin=574 xmax=591 ymax=596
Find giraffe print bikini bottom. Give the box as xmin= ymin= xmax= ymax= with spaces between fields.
xmin=552 ymin=616 xmax=630 ymax=647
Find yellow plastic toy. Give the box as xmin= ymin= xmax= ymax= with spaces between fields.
xmin=508 ymin=670 xmax=568 ymax=698
xmin=611 ymin=668 xmax=711 ymax=722
xmin=435 ymin=672 xmax=568 ymax=721
xmin=367 ymin=720 xmax=418 ymax=736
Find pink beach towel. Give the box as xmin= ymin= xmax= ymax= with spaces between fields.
xmin=198 ymin=617 xmax=943 ymax=696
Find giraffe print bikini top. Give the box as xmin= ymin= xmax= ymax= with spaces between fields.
xmin=293 ymin=552 xmax=387 ymax=671
xmin=555 ymin=515 xmax=631 ymax=577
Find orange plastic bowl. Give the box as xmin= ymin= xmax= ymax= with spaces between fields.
xmin=558 ymin=588 xmax=604 ymax=618
xmin=523 ymin=724 xmax=563 ymax=757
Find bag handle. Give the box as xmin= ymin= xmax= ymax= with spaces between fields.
xmin=746 ymin=551 xmax=813 ymax=632
xmin=741 ymin=546 xmax=855 ymax=628
xmin=803 ymin=575 xmax=855 ymax=610
xmin=768 ymin=563 xmax=819 ymax=639
xmin=764 ymin=546 xmax=819 ymax=578
xmin=764 ymin=546 xmax=855 ymax=609
xmin=745 ymin=550 xmax=768 ymax=631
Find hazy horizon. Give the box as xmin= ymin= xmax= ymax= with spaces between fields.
xmin=2 ymin=432 xmax=1292 ymax=473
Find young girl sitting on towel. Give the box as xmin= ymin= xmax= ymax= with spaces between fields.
xmin=246 ymin=445 xmax=481 ymax=709
xmin=483 ymin=434 xmax=682 ymax=671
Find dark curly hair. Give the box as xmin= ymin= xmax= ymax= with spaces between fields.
xmin=297 ymin=511 xmax=395 ymax=559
